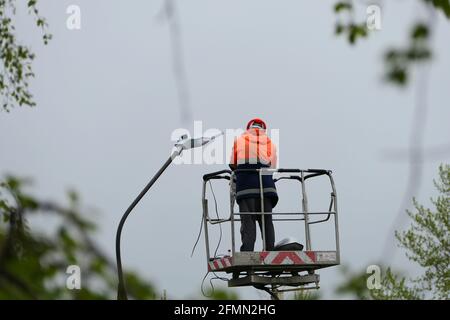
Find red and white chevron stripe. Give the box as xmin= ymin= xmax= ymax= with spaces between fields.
xmin=260 ymin=251 xmax=316 ymax=265
xmin=207 ymin=251 xmax=334 ymax=271
xmin=208 ymin=256 xmax=233 ymax=271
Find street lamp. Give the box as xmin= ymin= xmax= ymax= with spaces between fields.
xmin=115 ymin=132 xmax=223 ymax=300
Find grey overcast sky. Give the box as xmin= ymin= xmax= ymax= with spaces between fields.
xmin=1 ymin=0 xmax=449 ymax=299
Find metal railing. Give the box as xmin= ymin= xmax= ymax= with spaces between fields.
xmin=201 ymin=168 xmax=340 ymax=267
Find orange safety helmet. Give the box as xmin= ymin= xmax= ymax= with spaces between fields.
xmin=246 ymin=118 xmax=267 ymax=130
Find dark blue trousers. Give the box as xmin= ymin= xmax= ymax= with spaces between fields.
xmin=238 ymin=197 xmax=275 ymax=251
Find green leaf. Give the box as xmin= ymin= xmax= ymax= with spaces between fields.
xmin=334 ymin=2 xmax=352 ymax=13
xmin=387 ymin=67 xmax=407 ymax=85
xmin=411 ymin=24 xmax=429 ymax=39
xmin=335 ymin=23 xmax=345 ymax=35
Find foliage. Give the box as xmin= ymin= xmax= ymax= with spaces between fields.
xmin=292 ymin=290 xmax=320 ymax=300
xmin=384 ymin=24 xmax=432 ymax=85
xmin=335 ymin=264 xmax=372 ymax=300
xmin=336 ymin=164 xmax=449 ymax=299
xmin=335 ymin=265 xmax=421 ymax=300
xmin=0 ymin=176 xmax=157 ymax=299
xmin=0 ymin=0 xmax=51 ymax=111
xmin=334 ymin=2 xmax=368 ymax=45
xmin=370 ymin=268 xmax=422 ymax=300
xmin=383 ymin=164 xmax=449 ymax=299
xmin=333 ymin=0 xmax=449 ymax=86
xmin=205 ymin=287 xmax=239 ymax=300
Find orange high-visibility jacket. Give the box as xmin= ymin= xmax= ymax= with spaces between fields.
xmin=230 ymin=128 xmax=277 ymax=167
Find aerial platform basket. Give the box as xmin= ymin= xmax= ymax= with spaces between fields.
xmin=201 ymin=168 xmax=340 ymax=295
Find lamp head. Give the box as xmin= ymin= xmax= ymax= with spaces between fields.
xmin=174 ymin=131 xmax=223 ymax=153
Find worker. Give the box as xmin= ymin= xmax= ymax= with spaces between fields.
xmin=229 ymin=118 xmax=278 ymax=251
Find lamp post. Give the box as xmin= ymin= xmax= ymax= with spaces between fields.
xmin=115 ymin=133 xmax=222 ymax=300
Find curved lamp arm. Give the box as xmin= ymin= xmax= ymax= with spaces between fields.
xmin=116 ymin=147 xmax=182 ymax=300
xmin=115 ymin=131 xmax=223 ymax=300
